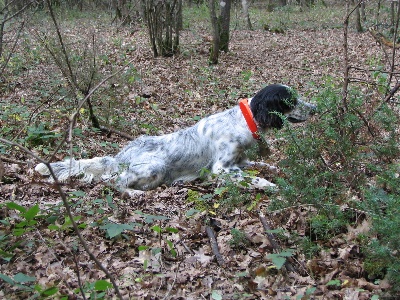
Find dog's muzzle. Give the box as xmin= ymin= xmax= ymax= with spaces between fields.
xmin=286 ymin=100 xmax=317 ymax=123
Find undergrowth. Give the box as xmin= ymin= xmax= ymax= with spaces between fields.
xmin=270 ymin=79 xmax=400 ymax=294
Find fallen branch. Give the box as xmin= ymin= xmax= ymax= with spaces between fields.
xmin=99 ymin=125 xmax=135 ymax=140
xmin=0 ymin=142 xmax=123 ymax=299
xmin=205 ymin=225 xmax=225 ymax=266
xmin=368 ymin=27 xmax=400 ymax=49
xmin=259 ymin=212 xmax=296 ymax=273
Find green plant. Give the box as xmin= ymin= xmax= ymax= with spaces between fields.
xmin=308 ymin=212 xmax=348 ymax=241
xmin=74 ymin=279 xmax=112 ymax=300
xmin=229 ymin=228 xmax=250 ymax=249
xmin=269 ymin=81 xmax=400 ymax=294
xmin=362 ymin=169 xmax=400 ymax=291
xmin=0 ymin=272 xmax=59 ymax=298
xmin=5 ymin=202 xmax=40 ymax=237
xmin=266 ymin=249 xmax=294 ymax=270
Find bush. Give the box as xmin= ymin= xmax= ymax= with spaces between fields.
xmin=269 ymin=81 xmax=400 ymax=292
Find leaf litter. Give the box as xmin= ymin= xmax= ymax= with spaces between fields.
xmin=0 ymin=15 xmax=397 ymax=299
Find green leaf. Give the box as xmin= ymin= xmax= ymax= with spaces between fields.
xmin=278 ymin=249 xmax=294 ymax=257
xmin=47 ymin=224 xmax=60 ymax=231
xmin=0 ymin=249 xmax=14 ymax=261
xmin=214 ymin=187 xmax=228 ymax=195
xmin=13 ymin=228 xmax=27 ymax=237
xmin=235 ymin=272 xmax=249 ymax=277
xmin=13 ymin=272 xmax=36 ymax=283
xmin=138 ymin=245 xmax=149 ymax=251
xmin=151 ymin=225 xmax=162 ymax=233
xmin=152 ymin=247 xmax=162 ymax=255
xmin=306 ymin=287 xmax=317 ymax=295
xmin=94 ymin=280 xmax=112 ymax=291
xmin=166 ymin=239 xmax=177 ymax=257
xmin=68 ymin=190 xmax=86 ymax=198
xmin=266 ymin=254 xmax=286 ymax=269
xmin=41 ymin=286 xmax=58 ymax=296
xmin=0 ymin=273 xmax=15 ymax=285
xmin=211 ymin=290 xmax=222 ymax=300
xmin=6 ymin=202 xmax=26 ymax=213
xmin=24 ymin=204 xmax=39 ymax=221
xmin=265 ymin=228 xmax=285 ymax=234
xmin=326 ymin=279 xmax=341 ymax=286
xmin=186 ymin=208 xmax=200 ymax=217
xmin=99 ymin=223 xmax=134 ymax=238
xmin=165 ymin=227 xmax=179 ymax=233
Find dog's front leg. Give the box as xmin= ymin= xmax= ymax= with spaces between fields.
xmin=211 ymin=162 xmax=276 ymax=189
xmin=240 ymin=160 xmax=278 ymax=173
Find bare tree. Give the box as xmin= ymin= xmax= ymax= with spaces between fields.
xmin=115 ymin=0 xmax=132 ymax=25
xmin=209 ymin=0 xmax=232 ymax=64
xmin=241 ymin=0 xmax=252 ymax=30
xmin=353 ymin=0 xmax=362 ymax=32
xmin=0 ymin=0 xmax=35 ymax=75
xmin=141 ymin=0 xmax=182 ymax=57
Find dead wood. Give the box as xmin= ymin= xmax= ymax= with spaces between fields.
xmin=205 ymin=225 xmax=225 ymax=266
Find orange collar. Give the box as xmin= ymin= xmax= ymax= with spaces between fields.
xmin=239 ymin=98 xmax=261 ymax=140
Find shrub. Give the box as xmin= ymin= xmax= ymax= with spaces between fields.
xmin=269 ymin=81 xmax=400 ymax=292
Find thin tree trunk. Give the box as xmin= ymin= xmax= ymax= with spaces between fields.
xmin=354 ymin=0 xmax=362 ymax=32
xmin=219 ymin=0 xmax=231 ymax=52
xmin=241 ymin=0 xmax=252 ymax=30
xmin=209 ymin=0 xmax=220 ymax=64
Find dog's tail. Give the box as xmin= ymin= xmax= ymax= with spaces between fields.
xmin=35 ymin=156 xmax=119 ymax=183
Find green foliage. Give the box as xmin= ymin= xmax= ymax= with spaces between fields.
xmin=266 ymin=249 xmax=294 ymax=270
xmin=270 ymin=81 xmax=400 ymax=292
xmin=74 ymin=279 xmax=112 ymax=300
xmin=0 ymin=272 xmax=59 ymax=298
xmin=362 ymin=169 xmax=400 ymax=291
xmin=229 ymin=228 xmax=250 ymax=249
xmin=99 ymin=222 xmax=137 ymax=239
xmin=6 ymin=202 xmax=40 ymax=237
xmin=308 ymin=211 xmax=348 ymax=241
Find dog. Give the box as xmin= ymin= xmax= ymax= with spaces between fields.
xmin=35 ymin=84 xmax=316 ymax=195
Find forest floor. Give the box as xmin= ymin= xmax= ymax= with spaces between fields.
xmin=0 ymin=6 xmax=398 ymax=300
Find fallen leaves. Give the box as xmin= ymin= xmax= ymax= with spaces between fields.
xmin=1 ymin=11 xmax=397 ymax=299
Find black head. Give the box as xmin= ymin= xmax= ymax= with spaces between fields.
xmin=250 ymin=84 xmax=298 ymax=130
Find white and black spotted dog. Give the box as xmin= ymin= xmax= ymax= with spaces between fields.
xmin=35 ymin=84 xmax=316 ymax=195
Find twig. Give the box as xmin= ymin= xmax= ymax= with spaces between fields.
xmin=259 ymin=212 xmax=296 ymax=273
xmin=179 ymin=240 xmax=195 ymax=255
xmin=205 ymin=225 xmax=225 ymax=266
xmin=46 ymin=0 xmax=76 ymax=88
xmin=371 ymin=81 xmax=400 ymax=119
xmin=99 ymin=125 xmax=135 ymax=140
xmin=388 ymin=1 xmax=400 ymax=84
xmin=0 ymin=138 xmax=124 ymax=299
xmin=0 ymin=155 xmax=27 ymax=165
xmin=161 ymin=260 xmax=183 ymax=300
xmin=72 ymin=247 xmax=87 ymax=300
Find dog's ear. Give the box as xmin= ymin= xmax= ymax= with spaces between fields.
xmin=250 ymin=84 xmax=297 ymax=130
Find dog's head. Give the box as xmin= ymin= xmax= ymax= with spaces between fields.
xmin=250 ymin=84 xmax=316 ymax=129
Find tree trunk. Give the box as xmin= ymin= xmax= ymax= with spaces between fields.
xmin=354 ymin=0 xmax=362 ymax=32
xmin=116 ymin=0 xmax=132 ymax=25
xmin=360 ymin=2 xmax=366 ymax=22
xmin=219 ymin=0 xmax=231 ymax=52
xmin=142 ymin=0 xmax=181 ymax=57
xmin=241 ymin=0 xmax=252 ymax=30
xmin=209 ymin=0 xmax=220 ymax=64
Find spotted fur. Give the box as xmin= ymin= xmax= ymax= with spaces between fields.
xmin=35 ymin=84 xmax=316 ymax=195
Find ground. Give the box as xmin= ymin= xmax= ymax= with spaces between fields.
xmin=0 ymin=6 xmax=397 ymax=299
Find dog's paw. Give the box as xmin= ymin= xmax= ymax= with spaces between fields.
xmin=121 ymin=188 xmax=145 ymax=198
xmin=251 ymin=177 xmax=277 ymax=189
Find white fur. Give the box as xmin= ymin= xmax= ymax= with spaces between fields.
xmin=35 ymin=85 xmax=316 ymax=195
